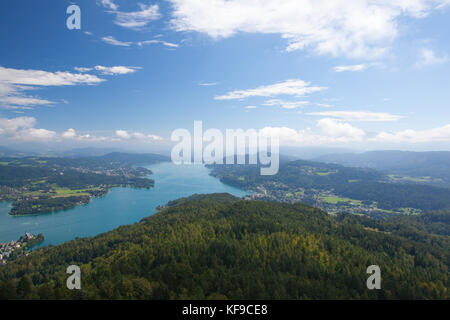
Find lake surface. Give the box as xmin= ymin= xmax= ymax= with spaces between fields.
xmin=0 ymin=162 xmax=247 ymax=246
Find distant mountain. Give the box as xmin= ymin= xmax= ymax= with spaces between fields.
xmin=0 ymin=146 xmax=35 ymax=157
xmin=314 ymin=150 xmax=450 ymax=187
xmin=61 ymin=147 xmax=124 ymax=158
xmin=98 ymin=152 xmax=170 ymax=165
xmin=280 ymin=146 xmax=356 ymax=160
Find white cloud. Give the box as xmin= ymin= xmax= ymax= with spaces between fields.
xmin=101 ymin=36 xmax=132 ymax=47
xmin=198 ymin=81 xmax=218 ymax=86
xmin=74 ymin=65 xmax=141 ymax=76
xmin=316 ymin=118 xmax=366 ymax=141
xmin=115 ymin=130 xmax=162 ymax=142
xmin=159 ymin=41 xmax=179 ymax=48
xmin=62 ymin=128 xmax=77 ymax=139
xmin=415 ymin=48 xmax=448 ymax=67
xmin=17 ymin=128 xmax=57 ymax=141
xmin=94 ymin=65 xmax=140 ymax=75
xmin=333 ymin=64 xmax=368 ymax=72
xmin=103 ymin=3 xmax=161 ymax=29
xmin=0 ymin=66 xmax=105 ymax=109
xmin=374 ymin=124 xmax=450 ymax=143
xmin=137 ymin=40 xmax=179 ymax=48
xmin=263 ymin=99 xmax=309 ymax=109
xmin=74 ymin=67 xmax=93 ymax=72
xmin=316 ymin=103 xmax=335 ymax=108
xmin=259 ymin=118 xmax=365 ymax=145
xmin=307 ymin=111 xmax=402 ymax=122
xmin=333 ymin=62 xmax=384 ymax=72
xmin=0 ymin=65 xmax=137 ymax=110
xmin=0 ymin=66 xmax=104 ymax=86
xmin=0 ymin=117 xmax=161 ymax=143
xmin=103 ymin=37 xmax=179 ymax=48
xmin=0 ymin=95 xmax=53 ymax=107
xmin=101 ymin=0 xmax=118 ymax=11
xmin=0 ymin=116 xmax=36 ymax=134
xmin=215 ymin=79 xmax=325 ymax=100
xmin=0 ymin=116 xmax=56 ymax=141
xmin=60 ymin=128 xmax=109 ymax=142
xmin=168 ymin=0 xmax=450 ymax=58
xmin=245 ymin=105 xmax=257 ymax=109
xmin=115 ymin=129 xmax=130 ymax=139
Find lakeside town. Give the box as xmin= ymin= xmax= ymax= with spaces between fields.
xmin=0 ymin=233 xmax=44 ymax=265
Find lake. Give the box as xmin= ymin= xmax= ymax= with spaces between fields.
xmin=0 ymin=162 xmax=247 ymax=246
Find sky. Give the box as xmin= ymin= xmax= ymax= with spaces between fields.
xmin=0 ymin=0 xmax=450 ymax=153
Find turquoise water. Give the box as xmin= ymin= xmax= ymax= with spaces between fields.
xmin=0 ymin=162 xmax=246 ymax=246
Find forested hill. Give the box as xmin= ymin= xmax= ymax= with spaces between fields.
xmin=314 ymin=151 xmax=450 ymax=187
xmin=97 ymin=152 xmax=170 ymax=165
xmin=0 ymin=194 xmax=448 ymax=300
xmin=208 ymin=159 xmax=450 ymax=213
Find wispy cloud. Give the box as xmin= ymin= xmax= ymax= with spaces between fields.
xmin=198 ymin=81 xmax=218 ymax=87
xmin=215 ymin=79 xmax=325 ymax=100
xmin=74 ymin=66 xmax=141 ymax=75
xmin=333 ymin=64 xmax=367 ymax=72
xmin=0 ymin=65 xmax=140 ymax=110
xmin=0 ymin=66 xmax=105 ymax=109
xmin=415 ymin=48 xmax=448 ymax=67
xmin=100 ymin=1 xmax=160 ymax=30
xmin=307 ymin=111 xmax=402 ymax=122
xmin=94 ymin=66 xmax=140 ymax=75
xmin=263 ymin=99 xmax=309 ymax=109
xmin=101 ymin=36 xmax=132 ymax=47
xmin=101 ymin=0 xmax=118 ymax=11
xmin=102 ymin=36 xmax=179 ymax=48
xmin=0 ymin=66 xmax=104 ymax=86
xmin=74 ymin=67 xmax=93 ymax=72
xmin=333 ymin=62 xmax=384 ymax=72
xmin=316 ymin=103 xmax=335 ymax=108
xmin=137 ymin=40 xmax=179 ymax=48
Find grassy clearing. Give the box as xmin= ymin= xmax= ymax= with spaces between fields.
xmin=52 ymin=186 xmax=100 ymax=198
xmin=388 ymin=174 xmax=433 ymax=183
xmin=316 ymin=171 xmax=336 ymax=176
xmin=320 ymin=196 xmax=363 ymax=205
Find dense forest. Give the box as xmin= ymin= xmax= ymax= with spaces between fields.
xmin=334 ymin=181 xmax=450 ymax=210
xmin=0 ymin=194 xmax=448 ymax=299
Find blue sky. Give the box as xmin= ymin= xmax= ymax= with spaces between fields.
xmin=1 ymin=0 xmax=450 ymax=152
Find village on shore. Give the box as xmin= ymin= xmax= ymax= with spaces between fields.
xmin=0 ymin=233 xmax=44 ymax=265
